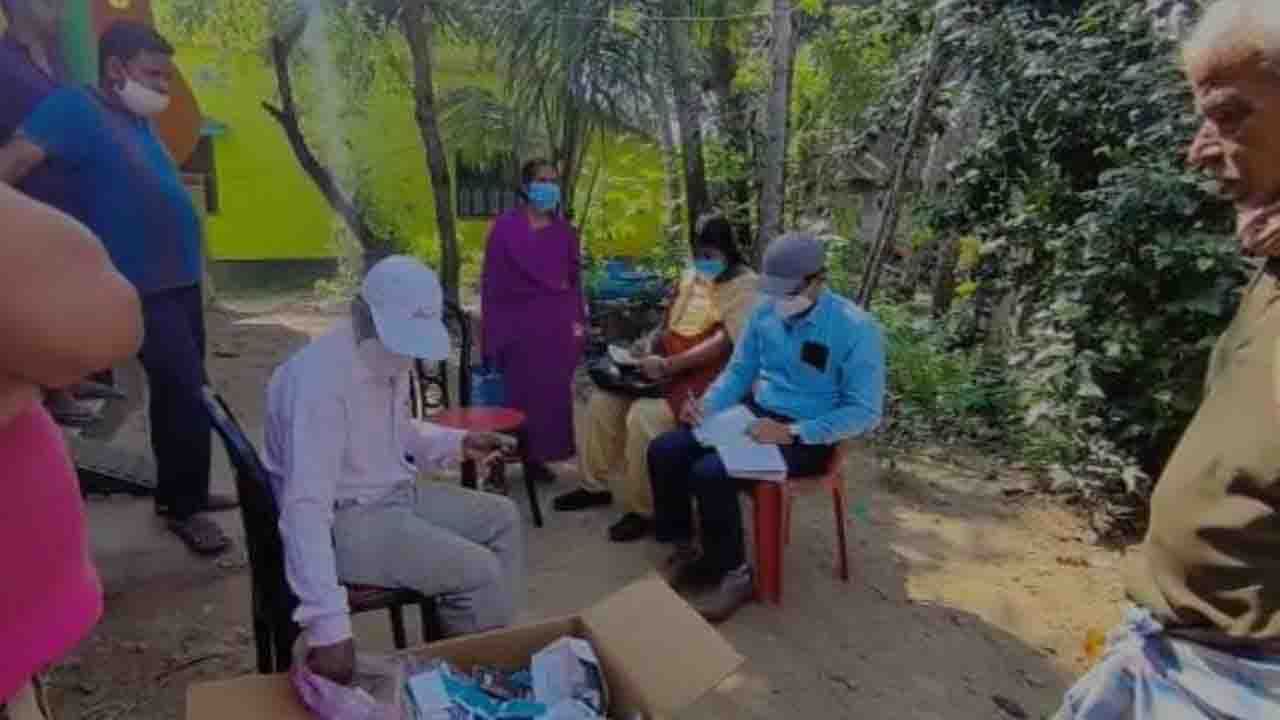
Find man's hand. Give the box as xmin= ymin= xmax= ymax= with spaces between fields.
xmin=638 ymin=355 xmax=667 ymax=381
xmin=464 ymin=432 xmax=517 ymax=472
xmin=750 ymin=419 xmax=795 ymax=446
xmin=679 ymin=393 xmax=706 ymax=427
xmin=307 ymin=639 xmax=356 ymax=686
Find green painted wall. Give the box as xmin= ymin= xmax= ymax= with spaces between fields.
xmin=176 ymin=44 xmax=668 ymax=279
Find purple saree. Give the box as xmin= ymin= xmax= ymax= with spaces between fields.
xmin=481 ymin=209 xmax=585 ymax=464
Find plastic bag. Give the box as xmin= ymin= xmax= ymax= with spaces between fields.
xmin=471 ymin=363 xmax=507 ymax=407
xmin=290 ymin=645 xmax=404 ymax=720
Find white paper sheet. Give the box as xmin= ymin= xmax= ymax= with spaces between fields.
xmin=693 ymin=405 xmax=757 ymax=447
xmin=717 ymin=440 xmax=788 ymax=483
xmin=693 ymin=406 xmax=788 ymax=483
xmin=532 ymin=637 xmax=603 ymax=712
xmin=407 ymin=670 xmax=453 ymax=719
xmin=607 ymin=344 xmax=640 ymax=366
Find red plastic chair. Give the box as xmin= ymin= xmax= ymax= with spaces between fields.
xmin=430 ymin=407 xmax=538 ymax=527
xmin=750 ymin=443 xmax=851 ymax=605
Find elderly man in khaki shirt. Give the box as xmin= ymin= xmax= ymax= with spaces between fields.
xmin=554 ymin=217 xmax=759 ymax=544
xmin=1056 ymin=2 xmax=1280 ymax=717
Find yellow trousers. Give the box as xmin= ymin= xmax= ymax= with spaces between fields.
xmin=577 ymin=391 xmax=677 ymax=517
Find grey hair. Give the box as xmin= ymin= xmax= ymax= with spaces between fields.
xmin=1183 ymin=0 xmax=1280 ymax=79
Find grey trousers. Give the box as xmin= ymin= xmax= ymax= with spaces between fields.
xmin=333 ymin=482 xmax=524 ymax=637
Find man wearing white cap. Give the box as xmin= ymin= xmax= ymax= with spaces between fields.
xmin=648 ymin=232 xmax=886 ymax=623
xmin=264 ymin=256 xmax=523 ymax=686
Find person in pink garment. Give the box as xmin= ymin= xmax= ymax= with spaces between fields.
xmin=0 ymin=182 xmax=143 ymax=719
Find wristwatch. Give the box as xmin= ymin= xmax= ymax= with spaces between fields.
xmin=786 ymin=424 xmax=802 ymax=445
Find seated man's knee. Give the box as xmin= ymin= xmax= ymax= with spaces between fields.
xmin=493 ymin=494 xmax=521 ymax=532
xmin=647 ymin=429 xmax=685 ymax=476
xmin=690 ymin=453 xmax=729 ymax=488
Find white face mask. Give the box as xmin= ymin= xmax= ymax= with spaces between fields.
xmin=775 ymin=295 xmax=815 ymax=318
xmin=117 ymin=77 xmax=171 ymax=117
xmin=357 ymin=338 xmax=413 ymax=379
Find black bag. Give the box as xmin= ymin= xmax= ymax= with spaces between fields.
xmin=586 ymin=357 xmax=665 ymax=399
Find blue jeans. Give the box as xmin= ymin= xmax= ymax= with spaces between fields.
xmin=647 ymin=426 xmax=833 ymax=576
xmin=138 ymin=285 xmax=211 ymax=520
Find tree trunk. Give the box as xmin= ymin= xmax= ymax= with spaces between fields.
xmin=264 ymin=35 xmax=393 ymax=258
xmin=930 ymin=234 xmax=960 ymax=317
xmin=401 ymin=0 xmax=461 ymax=306
xmin=663 ymin=0 xmax=709 ymax=243
xmin=898 ymin=232 xmax=939 ymax=301
xmin=709 ymin=0 xmax=754 ymax=248
xmin=652 ymin=82 xmax=684 ymax=248
xmin=858 ymin=17 xmax=946 ymax=307
xmin=757 ymin=0 xmax=797 ymax=258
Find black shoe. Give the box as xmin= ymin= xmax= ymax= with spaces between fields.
xmin=553 ymin=488 xmax=613 ymax=512
xmin=608 ymin=513 xmax=652 ymax=543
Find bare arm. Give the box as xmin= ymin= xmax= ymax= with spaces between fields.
xmin=0 ymin=138 xmax=47 ymax=185
xmin=0 ymin=183 xmax=142 ymax=391
xmin=665 ymin=328 xmax=731 ymax=375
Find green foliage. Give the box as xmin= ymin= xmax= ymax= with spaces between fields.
xmin=918 ymin=0 xmax=1243 ymax=522
xmin=875 ymin=302 xmax=1019 ymax=446
xmin=808 ymin=1 xmax=925 ymax=123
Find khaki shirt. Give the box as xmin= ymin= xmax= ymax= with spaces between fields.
xmin=1125 ymin=261 xmax=1280 ymax=646
xmin=713 ymin=270 xmax=760 ymax=343
xmin=667 ymin=270 xmax=759 ymax=343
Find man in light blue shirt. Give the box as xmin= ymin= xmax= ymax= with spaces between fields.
xmin=648 ymin=231 xmax=886 ymax=623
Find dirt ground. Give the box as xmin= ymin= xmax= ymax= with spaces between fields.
xmin=50 ymin=295 xmax=1130 ymax=720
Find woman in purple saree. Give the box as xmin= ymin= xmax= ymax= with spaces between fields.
xmin=481 ymin=160 xmax=585 ymax=486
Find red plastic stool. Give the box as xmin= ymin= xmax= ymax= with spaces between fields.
xmin=750 ymin=443 xmax=851 ymax=605
xmin=430 ymin=408 xmax=542 ymax=527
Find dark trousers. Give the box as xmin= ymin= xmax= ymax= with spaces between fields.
xmin=138 ymin=285 xmax=211 ymax=520
xmin=648 ymin=423 xmax=833 ymax=576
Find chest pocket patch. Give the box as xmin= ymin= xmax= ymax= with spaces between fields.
xmin=801 ymin=341 xmax=829 ymax=373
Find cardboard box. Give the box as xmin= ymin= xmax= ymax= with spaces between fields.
xmin=187 ymin=576 xmax=744 ymax=719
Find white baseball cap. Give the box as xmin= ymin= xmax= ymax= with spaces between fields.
xmin=360 ymin=255 xmax=451 ymax=362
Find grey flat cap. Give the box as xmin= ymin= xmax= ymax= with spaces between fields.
xmin=759 ymin=232 xmax=826 ymax=296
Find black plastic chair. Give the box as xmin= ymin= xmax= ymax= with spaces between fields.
xmin=409 ymin=304 xmax=542 ymax=525
xmin=412 ymin=301 xmax=472 ymax=418
xmin=202 ymin=388 xmax=443 ymax=673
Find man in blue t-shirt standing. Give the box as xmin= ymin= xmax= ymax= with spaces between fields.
xmin=0 ymin=21 xmax=236 ymax=555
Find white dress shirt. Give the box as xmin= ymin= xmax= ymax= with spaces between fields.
xmin=263 ymin=320 xmax=466 ymax=646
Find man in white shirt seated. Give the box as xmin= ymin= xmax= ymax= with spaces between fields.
xmin=264 ymin=256 xmax=523 ymax=686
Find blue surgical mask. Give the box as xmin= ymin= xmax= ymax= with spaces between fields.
xmin=526 ymin=182 xmax=561 ymax=213
xmin=694 ymin=259 xmax=726 ymax=281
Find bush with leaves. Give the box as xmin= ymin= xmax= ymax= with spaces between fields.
xmin=920 ymin=0 xmax=1242 ymax=531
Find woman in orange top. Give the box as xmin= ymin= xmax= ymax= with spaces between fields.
xmin=556 ymin=217 xmax=759 ymax=543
